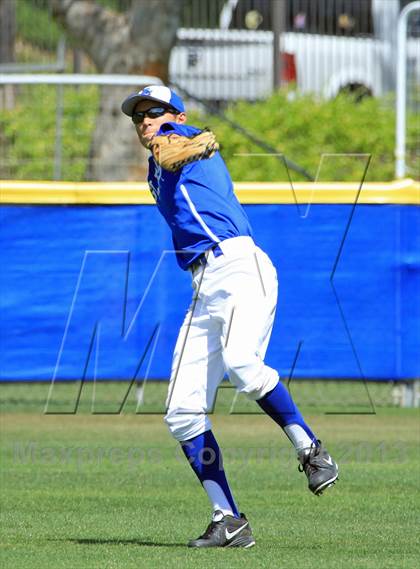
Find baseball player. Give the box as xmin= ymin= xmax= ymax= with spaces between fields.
xmin=121 ymin=85 xmax=338 ymax=548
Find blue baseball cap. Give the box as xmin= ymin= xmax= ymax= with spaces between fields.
xmin=121 ymin=85 xmax=185 ymax=117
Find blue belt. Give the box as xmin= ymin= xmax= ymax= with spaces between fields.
xmin=189 ymin=243 xmax=223 ymax=272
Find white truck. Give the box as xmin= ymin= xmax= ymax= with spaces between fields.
xmin=169 ymin=0 xmax=419 ymax=102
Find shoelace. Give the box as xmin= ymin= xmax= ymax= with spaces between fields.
xmin=298 ymin=441 xmax=322 ymax=474
xmin=199 ymin=520 xmax=222 ymax=539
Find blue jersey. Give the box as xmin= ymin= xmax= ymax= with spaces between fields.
xmin=147 ymin=122 xmax=253 ymax=270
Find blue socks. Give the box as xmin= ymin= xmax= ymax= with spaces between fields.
xmin=180 ymin=381 xmax=318 ymax=518
xmin=181 ymin=430 xmax=240 ymax=518
xmin=257 ymin=380 xmax=317 ymax=444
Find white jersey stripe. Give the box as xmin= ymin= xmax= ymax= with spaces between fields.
xmin=180 ymin=183 xmax=220 ymax=244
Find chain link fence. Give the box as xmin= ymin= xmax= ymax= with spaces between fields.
xmin=1 ymin=379 xmax=418 ymax=414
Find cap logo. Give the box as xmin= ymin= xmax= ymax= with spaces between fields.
xmin=139 ymin=86 xmax=171 ymax=104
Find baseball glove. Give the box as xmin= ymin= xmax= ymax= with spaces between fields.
xmin=150 ymin=129 xmax=219 ymax=172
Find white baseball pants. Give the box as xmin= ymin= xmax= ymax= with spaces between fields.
xmin=164 ymin=236 xmax=280 ymax=442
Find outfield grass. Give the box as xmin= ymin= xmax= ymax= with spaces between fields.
xmin=0 ymin=384 xmax=419 ymax=568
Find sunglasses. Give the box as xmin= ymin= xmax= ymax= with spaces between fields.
xmin=131 ymin=106 xmax=177 ymax=125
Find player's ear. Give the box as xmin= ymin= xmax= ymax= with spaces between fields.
xmin=176 ymin=112 xmax=187 ymax=124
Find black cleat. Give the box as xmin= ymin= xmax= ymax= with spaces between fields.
xmin=298 ymin=440 xmax=339 ymax=495
xmin=188 ymin=510 xmax=256 ymax=548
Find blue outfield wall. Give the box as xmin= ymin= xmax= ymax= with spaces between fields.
xmin=0 ymin=203 xmax=419 ymax=381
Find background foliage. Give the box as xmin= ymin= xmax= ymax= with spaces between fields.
xmin=0 ymin=85 xmax=99 ymax=181
xmin=16 ymin=0 xmax=62 ymax=52
xmin=191 ymin=91 xmax=418 ymax=182
xmin=1 ymin=86 xmax=417 ymax=181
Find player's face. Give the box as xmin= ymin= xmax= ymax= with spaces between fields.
xmin=133 ymin=100 xmax=186 ymax=148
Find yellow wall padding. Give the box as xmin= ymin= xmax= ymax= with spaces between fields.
xmin=1 ymin=178 xmax=418 ymax=205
